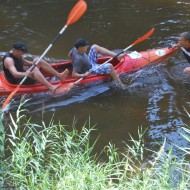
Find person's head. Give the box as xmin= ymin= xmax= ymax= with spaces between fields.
xmin=179 ymin=32 xmax=190 ymax=49
xmin=12 ymin=42 xmax=28 ymax=55
xmin=74 ymin=38 xmax=89 ymax=53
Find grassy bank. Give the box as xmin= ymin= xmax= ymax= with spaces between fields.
xmin=0 ymin=105 xmax=190 ymax=189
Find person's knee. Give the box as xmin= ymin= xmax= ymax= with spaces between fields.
xmin=33 ymin=57 xmax=46 ymax=65
xmin=32 ymin=66 xmax=40 ymax=72
xmin=109 ymin=64 xmax=114 ymax=70
xmin=184 ymin=67 xmax=190 ymax=74
xmin=92 ymin=44 xmax=101 ymax=52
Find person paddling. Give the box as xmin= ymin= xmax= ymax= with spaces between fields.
xmin=3 ymin=42 xmax=69 ymax=93
xmin=68 ymin=38 xmax=125 ymax=87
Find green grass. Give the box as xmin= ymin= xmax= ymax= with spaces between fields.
xmin=0 ymin=102 xmax=190 ymax=189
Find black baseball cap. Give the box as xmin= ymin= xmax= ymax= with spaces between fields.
xmin=13 ymin=42 xmax=28 ymax=53
xmin=74 ymin=38 xmax=89 ymax=49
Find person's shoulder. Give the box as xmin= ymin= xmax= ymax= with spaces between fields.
xmin=4 ymin=56 xmax=14 ymax=63
xmin=4 ymin=55 xmax=13 ymax=62
xmin=69 ymin=47 xmax=77 ymax=56
xmin=3 ymin=52 xmax=14 ymax=63
xmin=3 ymin=52 xmax=12 ymax=58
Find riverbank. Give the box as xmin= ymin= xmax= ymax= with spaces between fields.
xmin=0 ymin=104 xmax=190 ymax=189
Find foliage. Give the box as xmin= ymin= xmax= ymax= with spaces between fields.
xmin=0 ymin=103 xmax=190 ymax=189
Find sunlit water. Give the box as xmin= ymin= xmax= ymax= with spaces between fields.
xmin=1 ymin=0 xmax=190 ymax=157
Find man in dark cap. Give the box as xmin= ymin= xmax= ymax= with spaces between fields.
xmin=3 ymin=42 xmax=69 ymax=93
xmin=68 ymin=38 xmax=124 ymax=86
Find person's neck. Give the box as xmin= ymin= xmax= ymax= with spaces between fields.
xmin=184 ymin=42 xmax=190 ymax=49
xmin=77 ymin=50 xmax=84 ymax=55
xmin=76 ymin=48 xmax=85 ymax=55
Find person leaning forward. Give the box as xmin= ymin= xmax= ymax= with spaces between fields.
xmin=68 ymin=38 xmax=125 ymax=86
xmin=177 ymin=32 xmax=190 ymax=75
xmin=3 ymin=42 xmax=69 ymax=93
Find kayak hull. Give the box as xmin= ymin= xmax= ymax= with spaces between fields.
xmin=0 ymin=47 xmax=177 ymax=95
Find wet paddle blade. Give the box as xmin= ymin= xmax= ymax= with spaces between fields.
xmin=132 ymin=28 xmax=155 ymax=46
xmin=2 ymin=84 xmax=21 ymax=110
xmin=66 ymin=0 xmax=87 ymax=26
xmin=54 ymin=83 xmax=75 ymax=95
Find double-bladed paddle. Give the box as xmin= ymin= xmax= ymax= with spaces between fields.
xmin=59 ymin=28 xmax=155 ymax=92
xmin=2 ymin=0 xmax=87 ymax=110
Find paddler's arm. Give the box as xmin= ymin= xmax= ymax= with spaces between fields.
xmin=22 ymin=56 xmax=33 ymax=67
xmin=72 ymin=70 xmax=91 ymax=78
xmin=68 ymin=52 xmax=73 ymax=61
xmin=4 ymin=57 xmax=29 ymax=78
xmin=71 ymin=57 xmax=91 ymax=78
xmin=117 ymin=53 xmax=127 ymax=61
xmin=168 ymin=43 xmax=180 ymax=49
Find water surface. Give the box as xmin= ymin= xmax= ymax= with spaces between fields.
xmin=1 ymin=0 xmax=190 ymax=156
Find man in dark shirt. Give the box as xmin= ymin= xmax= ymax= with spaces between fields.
xmin=178 ymin=32 xmax=190 ymax=74
xmin=3 ymin=42 xmax=69 ymax=93
xmin=68 ymin=38 xmax=125 ymax=86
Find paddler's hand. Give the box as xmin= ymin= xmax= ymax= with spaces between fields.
xmin=83 ymin=71 xmax=91 ymax=78
xmin=117 ymin=53 xmax=126 ymax=61
xmin=168 ymin=43 xmax=180 ymax=49
xmin=25 ymin=69 xmax=33 ymax=77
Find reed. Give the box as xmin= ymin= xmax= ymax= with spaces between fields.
xmin=0 ymin=103 xmax=190 ymax=189
xmin=0 ymin=111 xmax=5 ymax=159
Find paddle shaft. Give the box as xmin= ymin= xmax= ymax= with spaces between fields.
xmin=17 ymin=0 xmax=88 ymax=85
xmin=19 ymin=25 xmax=68 ymax=85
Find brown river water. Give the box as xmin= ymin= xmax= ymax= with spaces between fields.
xmin=0 ymin=0 xmax=190 ymax=157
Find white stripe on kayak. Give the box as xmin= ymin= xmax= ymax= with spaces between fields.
xmin=128 ymin=51 xmax=142 ymax=59
xmin=181 ymin=47 xmax=190 ymax=56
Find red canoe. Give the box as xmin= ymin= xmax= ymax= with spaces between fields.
xmin=0 ymin=47 xmax=177 ymax=96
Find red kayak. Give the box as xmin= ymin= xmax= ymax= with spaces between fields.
xmin=0 ymin=47 xmax=177 ymax=96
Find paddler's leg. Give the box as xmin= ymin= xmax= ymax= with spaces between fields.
xmin=92 ymin=44 xmax=116 ymax=57
xmin=33 ymin=58 xmax=69 ymax=80
xmin=92 ymin=62 xmax=124 ymax=86
xmin=29 ymin=67 xmax=61 ymax=93
xmin=109 ymin=64 xmax=124 ymax=86
xmin=89 ymin=45 xmax=124 ymax=86
xmin=92 ymin=44 xmax=125 ymax=60
xmin=184 ymin=67 xmax=190 ymax=75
